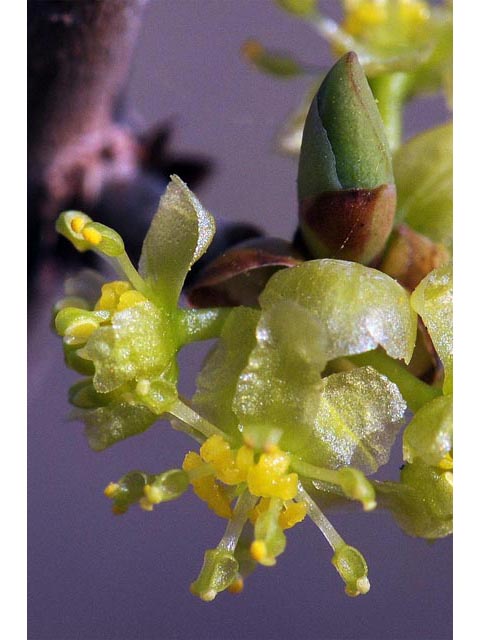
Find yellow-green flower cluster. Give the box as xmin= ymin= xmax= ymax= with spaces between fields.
xmin=182 ymin=434 xmax=306 ymax=566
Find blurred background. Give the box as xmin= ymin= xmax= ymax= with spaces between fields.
xmin=28 ymin=1 xmax=451 ymax=639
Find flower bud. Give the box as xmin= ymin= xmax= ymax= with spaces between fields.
xmin=190 ymin=549 xmax=239 ymax=602
xmin=297 ymin=52 xmax=395 ymax=264
xmin=331 ymin=544 xmax=370 ymax=597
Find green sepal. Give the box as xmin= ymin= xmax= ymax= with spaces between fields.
xmin=394 ymin=123 xmax=452 ymax=248
xmin=259 ymin=259 xmax=417 ymax=363
xmin=403 ymin=394 xmax=452 ymax=466
xmin=72 ymin=400 xmax=158 ymax=452
xmin=78 ymin=301 xmax=177 ymax=394
xmin=139 ymin=175 xmax=215 ymax=309
xmin=378 ymin=460 xmax=453 ymax=539
xmin=331 ymin=544 xmax=370 ymax=597
xmin=190 ymin=549 xmax=239 ymax=602
xmin=63 ymin=345 xmax=95 ymax=376
xmin=411 ymin=263 xmax=452 ymax=394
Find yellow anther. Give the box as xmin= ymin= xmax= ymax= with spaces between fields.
xmin=200 ymin=435 xmax=240 ymax=485
xmin=94 ymin=281 xmax=132 ymax=312
xmin=139 ymin=496 xmax=154 ymax=512
xmin=67 ymin=319 xmax=98 ymax=343
xmin=116 ymin=290 xmax=147 ymax=311
xmin=71 ymin=216 xmax=86 ymax=234
xmin=399 ymin=0 xmax=429 ymax=25
xmin=136 ymin=379 xmax=151 ymax=396
xmin=104 ymin=482 xmax=119 ymax=499
xmin=250 ymin=540 xmax=268 ymax=563
xmin=227 ymin=577 xmax=244 ymax=595
xmin=438 ymin=451 xmax=453 ymax=471
xmin=247 ymin=450 xmax=298 ymax=500
xmin=183 ymin=451 xmax=233 ymax=519
xmin=279 ymin=501 xmax=307 ymax=529
xmin=235 ymin=446 xmax=255 ymax=480
xmin=343 ymin=1 xmax=387 ymax=35
xmin=143 ymin=484 xmax=162 ymax=505
xmin=82 ymin=226 xmax=103 ymax=245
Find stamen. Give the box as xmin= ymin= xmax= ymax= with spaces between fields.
xmin=218 ymin=491 xmax=259 ymax=553
xmin=296 ymin=481 xmax=344 ymax=550
xmin=104 ymin=482 xmax=119 ymax=498
xmin=71 ymin=216 xmax=86 ymax=233
xmin=82 ymin=227 xmax=103 ymax=245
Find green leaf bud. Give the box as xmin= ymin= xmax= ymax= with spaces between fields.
xmin=190 ymin=549 xmax=239 ymax=602
xmin=331 ymin=544 xmax=370 ymax=597
xmin=298 ymin=53 xmax=395 ymax=264
xmin=143 ymin=469 xmax=189 ymax=505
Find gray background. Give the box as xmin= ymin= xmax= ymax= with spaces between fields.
xmin=28 ymin=2 xmax=452 ymax=639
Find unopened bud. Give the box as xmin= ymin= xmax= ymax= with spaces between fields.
xmin=298 ymin=52 xmax=395 ymax=264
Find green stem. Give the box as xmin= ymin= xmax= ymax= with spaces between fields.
xmin=347 ymin=350 xmax=441 ymax=412
xmin=178 ymin=307 xmax=232 ymax=344
xmin=368 ymin=72 xmax=411 ymax=152
xmin=169 ymin=397 xmax=234 ymax=444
